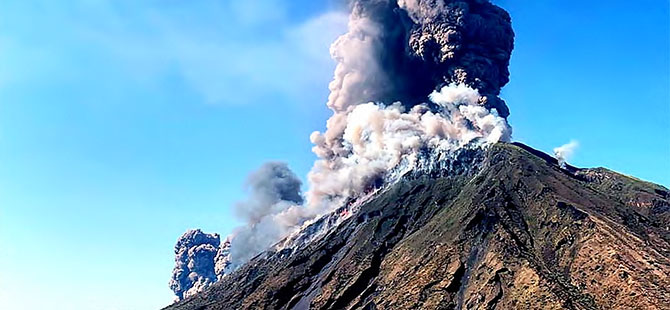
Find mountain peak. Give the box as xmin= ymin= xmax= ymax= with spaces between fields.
xmin=165 ymin=143 xmax=670 ymax=309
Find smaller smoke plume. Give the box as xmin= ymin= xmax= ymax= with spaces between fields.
xmin=214 ymin=237 xmax=232 ymax=280
xmin=554 ymin=140 xmax=579 ymax=168
xmin=169 ymin=229 xmax=221 ymax=301
xmin=170 ymin=163 xmax=305 ymax=298
xmin=228 ymin=162 xmax=304 ymax=268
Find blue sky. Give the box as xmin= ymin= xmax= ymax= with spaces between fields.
xmin=0 ymin=1 xmax=667 ymax=309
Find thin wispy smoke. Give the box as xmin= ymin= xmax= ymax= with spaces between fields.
xmin=554 ymin=140 xmax=579 ymax=168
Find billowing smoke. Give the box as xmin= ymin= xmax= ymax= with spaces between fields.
xmin=228 ymin=162 xmax=304 ymax=267
xmin=309 ymin=0 xmax=513 ymax=209
xmin=170 ymin=0 xmax=515 ymax=300
xmin=169 ymin=229 xmax=221 ymax=301
xmin=170 ymin=163 xmax=304 ymax=301
xmin=308 ymin=84 xmax=510 ymax=210
xmin=554 ymin=140 xmax=579 ymax=168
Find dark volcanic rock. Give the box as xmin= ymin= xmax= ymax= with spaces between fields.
xmin=163 ymin=143 xmax=670 ymax=309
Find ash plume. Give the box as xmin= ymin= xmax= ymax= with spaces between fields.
xmin=170 ymin=0 xmax=516 ymax=299
xmin=309 ymin=0 xmax=514 ymax=209
xmin=233 ymin=161 xmax=303 ymax=223
xmin=170 ymin=163 xmax=304 ymax=301
xmin=169 ymin=229 xmax=221 ymax=301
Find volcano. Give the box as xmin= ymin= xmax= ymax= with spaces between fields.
xmin=164 ymin=143 xmax=670 ymax=310
xmin=164 ymin=0 xmax=669 ymax=308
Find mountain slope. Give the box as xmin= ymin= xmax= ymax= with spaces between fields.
xmin=164 ymin=143 xmax=670 ymax=310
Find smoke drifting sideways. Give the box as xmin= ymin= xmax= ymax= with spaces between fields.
xmin=554 ymin=140 xmax=579 ymax=168
xmin=228 ymin=162 xmax=304 ymax=268
xmin=170 ymin=0 xmax=515 ymax=300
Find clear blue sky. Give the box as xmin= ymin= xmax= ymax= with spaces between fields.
xmin=0 ymin=1 xmax=667 ymax=309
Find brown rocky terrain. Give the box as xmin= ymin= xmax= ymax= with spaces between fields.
xmin=163 ymin=143 xmax=670 ymax=310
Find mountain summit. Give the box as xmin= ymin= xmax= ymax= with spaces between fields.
xmin=165 ymin=143 xmax=670 ymax=310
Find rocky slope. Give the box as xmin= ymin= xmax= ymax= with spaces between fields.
xmin=163 ymin=143 xmax=670 ymax=310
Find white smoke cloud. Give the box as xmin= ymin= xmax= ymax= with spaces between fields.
xmin=307 ymin=84 xmax=510 ymax=210
xmin=553 ymin=140 xmax=579 ymax=168
xmin=314 ymin=14 xmax=389 ymax=159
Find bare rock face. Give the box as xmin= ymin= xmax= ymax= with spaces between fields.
xmin=163 ymin=144 xmax=670 ymax=310
xmin=169 ymin=229 xmax=221 ymax=301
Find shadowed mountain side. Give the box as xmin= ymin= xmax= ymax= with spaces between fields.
xmin=164 ymin=143 xmax=670 ymax=310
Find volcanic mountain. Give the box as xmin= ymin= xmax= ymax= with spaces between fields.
xmin=164 ymin=143 xmax=670 ymax=310
xmin=164 ymin=0 xmax=669 ymax=308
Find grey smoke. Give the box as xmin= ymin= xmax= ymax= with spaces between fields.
xmin=214 ymin=237 xmax=232 ymax=280
xmin=233 ymin=161 xmax=303 ymax=223
xmin=169 ymin=229 xmax=221 ymax=301
xmin=228 ymin=162 xmax=304 ymax=267
xmin=170 ymin=163 xmax=303 ymax=300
